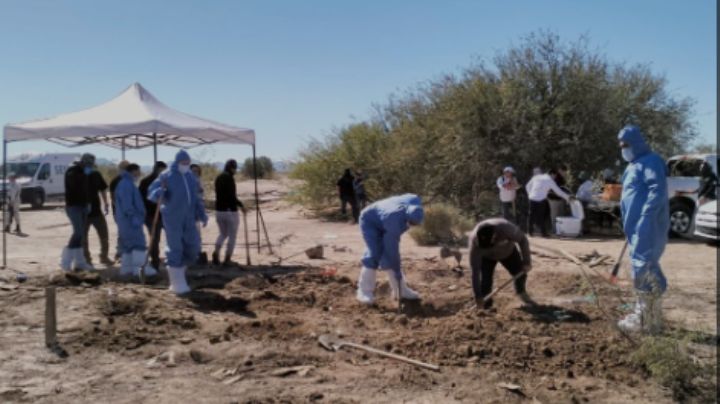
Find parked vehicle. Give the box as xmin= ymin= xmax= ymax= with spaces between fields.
xmin=666 ymin=154 xmax=718 ymax=237
xmin=694 ymin=200 xmax=719 ymax=243
xmin=1 ymin=153 xmax=80 ymax=209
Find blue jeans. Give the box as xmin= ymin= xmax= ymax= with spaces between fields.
xmin=66 ymin=206 xmax=88 ymax=248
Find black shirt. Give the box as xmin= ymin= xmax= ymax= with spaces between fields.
xmin=139 ymin=172 xmax=160 ymax=219
xmin=215 ymin=171 xmax=244 ymax=212
xmin=109 ymin=175 xmax=122 ymax=214
xmin=337 ymin=175 xmax=355 ymax=197
xmin=64 ymin=164 xmax=90 ymax=207
xmin=87 ymin=171 xmax=108 ymax=217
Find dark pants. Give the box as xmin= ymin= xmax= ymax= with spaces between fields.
xmin=528 ymin=200 xmax=550 ymax=237
xmin=83 ymin=214 xmax=109 ymax=262
xmin=501 ymin=202 xmax=515 ymax=223
xmin=356 ymin=193 xmax=368 ymax=210
xmin=66 ymin=206 xmax=87 ymax=249
xmin=340 ymin=195 xmax=359 ymax=222
xmin=145 ymin=215 xmax=163 ymax=269
xmin=471 ymin=248 xmax=527 ymax=300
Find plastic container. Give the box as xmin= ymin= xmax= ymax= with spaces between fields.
xmin=555 ymin=200 xmax=585 ymax=237
xmin=602 ymin=184 xmax=622 ymax=201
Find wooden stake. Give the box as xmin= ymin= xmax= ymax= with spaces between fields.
xmin=45 ymin=286 xmax=57 ymax=348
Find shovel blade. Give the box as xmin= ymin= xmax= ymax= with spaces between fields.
xmin=318 ymin=334 xmax=341 ymax=351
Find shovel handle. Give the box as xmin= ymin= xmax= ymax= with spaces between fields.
xmin=243 ymin=210 xmax=251 ymax=266
xmin=482 ymin=270 xmax=528 ymax=303
xmin=610 ymin=241 xmax=628 ymax=283
xmin=344 ymin=342 xmax=440 ymax=371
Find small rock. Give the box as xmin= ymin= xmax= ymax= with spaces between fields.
xmin=209 ymin=335 xmax=222 ymax=344
xmin=542 ymin=347 xmax=555 ymax=357
xmin=567 ymin=370 xmax=575 ymax=379
xmin=189 ymin=349 xmax=213 ymax=364
xmin=178 ymin=337 xmax=194 ymax=345
xmin=309 ymin=392 xmax=324 ymax=401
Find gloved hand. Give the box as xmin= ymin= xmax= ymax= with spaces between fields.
xmin=104 ymin=205 xmax=109 ymax=216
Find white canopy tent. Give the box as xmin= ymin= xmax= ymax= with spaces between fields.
xmin=2 ymin=83 xmax=272 ymax=268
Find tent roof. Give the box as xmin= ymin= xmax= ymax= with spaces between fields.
xmin=3 ymin=83 xmax=255 ymax=148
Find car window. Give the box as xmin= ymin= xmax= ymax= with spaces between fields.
xmin=668 ymin=159 xmax=703 ymax=177
xmin=37 ymin=163 xmax=51 ymax=180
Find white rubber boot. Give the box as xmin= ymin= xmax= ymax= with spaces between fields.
xmin=356 ymin=266 xmax=377 ymax=305
xmin=72 ymin=248 xmax=94 ymax=271
xmin=388 ymin=272 xmax=420 ymax=300
xmin=644 ymin=294 xmax=663 ymax=335
xmin=60 ymin=247 xmax=73 ymax=272
xmin=119 ymin=253 xmax=135 ymax=278
xmin=131 ymin=250 xmax=149 ymax=277
xmin=167 ymin=266 xmax=191 ymax=295
xmin=617 ymin=296 xmax=645 ymax=333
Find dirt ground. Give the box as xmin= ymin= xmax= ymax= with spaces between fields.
xmin=0 ymin=178 xmax=716 ymax=403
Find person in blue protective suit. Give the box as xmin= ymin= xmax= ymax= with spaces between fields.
xmin=617 ymin=125 xmax=669 ymax=334
xmin=356 ymin=194 xmax=425 ymax=304
xmin=148 ymin=150 xmax=208 ymax=294
xmin=114 ymin=164 xmax=156 ymax=279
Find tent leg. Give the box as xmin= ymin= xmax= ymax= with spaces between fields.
xmin=153 ymin=133 xmax=157 ymax=164
xmin=121 ymin=138 xmax=126 ymax=160
xmin=2 ymin=140 xmax=7 ymax=269
xmin=252 ymin=146 xmax=261 ymax=253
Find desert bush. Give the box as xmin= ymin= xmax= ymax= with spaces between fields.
xmin=242 ymin=156 xmax=274 ymax=179
xmin=409 ymin=203 xmax=475 ymax=246
xmin=291 ymin=31 xmax=696 ymax=216
xmin=630 ymin=336 xmax=714 ymax=401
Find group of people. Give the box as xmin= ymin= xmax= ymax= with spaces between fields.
xmin=60 ymin=150 xmax=247 ymax=295
xmin=496 ymin=164 xmax=599 ymax=237
xmin=356 ymin=126 xmax=670 ymax=335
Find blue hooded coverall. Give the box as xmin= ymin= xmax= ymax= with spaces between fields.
xmin=148 ymin=150 xmax=208 ymax=267
xmin=114 ymin=171 xmax=147 ymax=253
xmin=618 ymin=125 xmax=669 ymax=294
xmin=360 ymin=194 xmax=424 ymax=280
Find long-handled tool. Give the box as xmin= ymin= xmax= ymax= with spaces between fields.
xmin=610 ymin=241 xmax=628 ymax=284
xmin=141 ymin=194 xmax=163 ymax=285
xmin=482 ymin=269 xmax=529 ymax=305
xmin=318 ymin=334 xmax=440 ymax=371
xmin=242 ymin=210 xmax=251 ymax=266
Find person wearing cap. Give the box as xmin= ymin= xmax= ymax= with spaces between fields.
xmin=496 ymin=166 xmax=520 ymax=223
xmin=139 ymin=161 xmax=168 ymax=274
xmin=212 ymin=159 xmax=246 ymax=266
xmin=148 ymin=150 xmax=208 ymax=294
xmin=4 ymin=173 xmax=22 ymax=234
xmin=356 ymin=193 xmax=424 ymax=305
xmin=60 ymin=153 xmax=96 ymax=271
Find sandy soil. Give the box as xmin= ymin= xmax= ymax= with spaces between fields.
xmin=0 ymin=178 xmax=716 ymax=403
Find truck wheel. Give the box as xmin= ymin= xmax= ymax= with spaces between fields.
xmin=669 ymin=201 xmax=693 ymax=237
xmin=30 ymin=190 xmax=45 ymax=209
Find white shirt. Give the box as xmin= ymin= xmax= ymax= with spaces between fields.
xmin=525 ymin=174 xmax=569 ymax=202
xmin=576 ymin=180 xmax=594 ymax=202
xmin=6 ymin=182 xmax=20 ymax=206
xmin=496 ymin=176 xmax=519 ymax=202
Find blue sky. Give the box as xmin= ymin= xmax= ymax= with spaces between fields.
xmin=0 ymin=0 xmax=715 ymax=165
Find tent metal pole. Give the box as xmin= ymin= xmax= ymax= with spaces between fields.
xmin=121 ymin=138 xmax=126 ymax=160
xmin=252 ymin=145 xmax=260 ymax=253
xmin=2 ymin=140 xmax=7 ymax=269
xmin=153 ymin=133 xmax=157 ymax=164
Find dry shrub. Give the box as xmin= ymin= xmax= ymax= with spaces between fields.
xmin=409 ymin=203 xmax=474 ymax=246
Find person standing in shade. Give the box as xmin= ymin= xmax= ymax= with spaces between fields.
xmin=525 ymin=168 xmax=571 ymax=237
xmin=110 ymin=160 xmax=130 ymax=261
xmin=148 ymin=150 xmax=208 ymax=294
xmin=60 ymin=153 xmax=96 ymax=272
xmin=337 ymin=168 xmax=359 ymax=223
xmin=4 ymin=174 xmax=22 ymax=234
xmin=354 ymin=170 xmax=369 ymax=209
xmin=139 ymin=161 xmax=167 ymax=274
xmin=82 ymin=166 xmax=112 ymax=266
xmin=496 ymin=166 xmax=520 ymax=223
xmin=115 ymin=164 xmax=154 ymax=279
xmin=212 ymin=159 xmax=246 ymax=266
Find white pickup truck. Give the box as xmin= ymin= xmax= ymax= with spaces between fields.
xmin=2 ymin=153 xmax=80 ymax=209
xmin=666 ymin=153 xmax=718 ymax=237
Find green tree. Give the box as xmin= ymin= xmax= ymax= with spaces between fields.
xmin=242 ymin=156 xmax=274 ymax=179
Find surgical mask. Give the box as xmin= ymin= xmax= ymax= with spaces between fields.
xmin=621 ymin=147 xmax=634 ymax=163
xmin=178 ymin=164 xmax=190 ymax=174
xmin=84 ymin=166 xmax=93 ymax=175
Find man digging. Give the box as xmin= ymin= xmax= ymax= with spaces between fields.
xmin=468 ymin=218 xmax=535 ymax=309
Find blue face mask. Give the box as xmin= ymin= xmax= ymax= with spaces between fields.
xmin=84 ymin=166 xmax=93 ymax=175
xmin=621 ymin=147 xmax=634 ymax=163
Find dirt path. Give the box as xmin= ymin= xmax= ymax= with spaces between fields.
xmin=0 ymin=178 xmax=716 ymax=403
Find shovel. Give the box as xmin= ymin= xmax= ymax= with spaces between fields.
xmin=609 ymin=241 xmax=628 ymax=284
xmin=318 ymin=334 xmax=440 ymax=371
